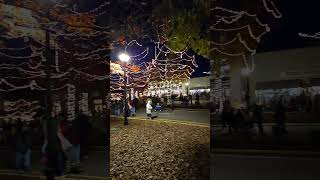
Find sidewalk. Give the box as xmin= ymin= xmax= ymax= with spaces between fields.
xmin=212 ymin=124 xmax=320 ymax=152
xmin=0 ymin=169 xmax=108 ymax=179
xmin=111 ymin=115 xmax=210 ymax=128
xmin=112 ymin=107 xmax=210 ymax=125
xmin=0 ymin=148 xmax=108 ymax=177
xmin=212 ymin=148 xmax=320 ymax=158
xmin=211 ymin=111 xmax=320 ymax=124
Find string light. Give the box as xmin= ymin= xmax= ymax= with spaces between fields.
xmin=299 ymin=32 xmax=320 ymax=39
xmin=1 ymin=1 xmax=112 ymax=122
xmin=262 ymin=0 xmax=283 ymax=18
xmin=79 ymin=93 xmax=90 ymax=115
xmin=66 ymin=84 xmax=76 ymax=121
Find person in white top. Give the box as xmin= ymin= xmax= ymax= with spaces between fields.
xmin=146 ymin=100 xmax=153 ymax=120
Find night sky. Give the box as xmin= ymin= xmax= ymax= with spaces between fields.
xmin=6 ymin=1 xmax=319 ymax=77
xmin=257 ymin=0 xmax=320 ymax=52
xmin=197 ymin=0 xmax=320 ymax=75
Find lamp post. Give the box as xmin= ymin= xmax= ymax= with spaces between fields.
xmin=119 ymin=53 xmax=130 ymax=125
xmin=37 ymin=1 xmax=59 ymax=178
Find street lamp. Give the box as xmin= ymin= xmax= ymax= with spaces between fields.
xmin=35 ymin=2 xmax=56 ymax=178
xmin=119 ymin=53 xmax=130 ymax=125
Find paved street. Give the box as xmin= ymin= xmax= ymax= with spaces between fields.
xmin=0 ymin=148 xmax=108 ymax=177
xmin=211 ymin=154 xmax=320 ymax=180
xmin=133 ymin=108 xmax=210 ymax=124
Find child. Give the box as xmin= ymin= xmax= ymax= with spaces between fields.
xmin=14 ymin=122 xmax=31 ymax=172
xmin=155 ymin=103 xmax=162 ymax=112
xmin=146 ymin=100 xmax=153 ymax=120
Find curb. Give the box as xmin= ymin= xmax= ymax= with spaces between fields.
xmin=0 ymin=170 xmax=45 ymax=179
xmin=112 ymin=115 xmax=210 ymax=127
xmin=65 ymin=174 xmax=108 ymax=179
xmin=173 ymin=109 xmax=209 ymax=111
xmin=212 ymin=148 xmax=320 ymax=158
xmin=0 ymin=146 xmax=108 ymax=151
xmin=211 ymin=123 xmax=320 ymax=127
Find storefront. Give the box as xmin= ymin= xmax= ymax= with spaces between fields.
xmin=252 ymin=47 xmax=320 ymax=109
xmin=146 ymin=75 xmax=211 ymax=97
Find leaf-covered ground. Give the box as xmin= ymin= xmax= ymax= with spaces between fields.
xmin=110 ymin=118 xmax=210 ymax=180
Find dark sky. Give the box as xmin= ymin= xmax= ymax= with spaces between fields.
xmin=257 ymin=0 xmax=320 ymax=52
xmin=191 ymin=53 xmax=210 ymax=78
xmin=86 ymin=1 xmax=320 ymax=78
xmin=55 ymin=0 xmax=320 ymax=53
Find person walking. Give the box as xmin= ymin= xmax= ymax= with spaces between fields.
xmin=14 ymin=121 xmax=32 ymax=172
xmin=133 ymin=97 xmax=139 ymax=111
xmin=171 ymin=94 xmax=175 ymax=110
xmin=128 ymin=101 xmax=136 ymax=116
xmin=314 ymin=93 xmax=320 ymax=115
xmin=115 ymin=101 xmax=121 ymax=115
xmin=196 ymin=94 xmax=200 ymax=105
xmin=68 ymin=115 xmax=82 ymax=173
xmin=234 ymin=109 xmax=244 ymax=133
xmin=273 ymin=98 xmax=287 ymax=135
xmin=58 ymin=117 xmax=72 ymax=172
xmin=0 ymin=120 xmax=3 ymax=146
xmin=146 ymin=100 xmax=153 ymax=120
xmin=252 ymin=103 xmax=264 ymax=136
xmin=77 ymin=113 xmax=91 ymax=161
xmin=35 ymin=109 xmax=65 ymax=177
xmin=164 ymin=96 xmax=168 ymax=109
xmin=221 ymin=100 xmax=234 ymax=134
xmin=189 ymin=94 xmax=193 ymax=105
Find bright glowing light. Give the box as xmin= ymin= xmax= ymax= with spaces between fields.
xmin=185 ymin=82 xmax=189 ymax=86
xmin=118 ymin=53 xmax=130 ymax=63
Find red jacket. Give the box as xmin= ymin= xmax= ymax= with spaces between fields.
xmin=59 ymin=121 xmax=80 ymax=145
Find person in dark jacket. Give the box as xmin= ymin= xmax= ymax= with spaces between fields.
xmin=234 ymin=109 xmax=244 ymax=132
xmin=189 ymin=94 xmax=193 ymax=105
xmin=195 ymin=94 xmax=200 ymax=105
xmin=273 ymin=98 xmax=287 ymax=135
xmin=133 ymin=97 xmax=139 ymax=110
xmin=171 ymin=94 xmax=175 ymax=110
xmin=164 ymin=96 xmax=168 ymax=108
xmin=252 ymin=103 xmax=264 ymax=136
xmin=35 ymin=110 xmax=64 ymax=177
xmin=78 ymin=113 xmax=91 ymax=161
xmin=68 ymin=115 xmax=82 ymax=173
xmin=14 ymin=121 xmax=32 ymax=172
xmin=221 ymin=100 xmax=234 ymax=134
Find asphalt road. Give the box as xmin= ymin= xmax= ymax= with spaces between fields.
xmin=134 ymin=108 xmax=210 ymax=124
xmin=211 ymin=154 xmax=320 ymax=180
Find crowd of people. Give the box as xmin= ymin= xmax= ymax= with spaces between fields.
xmin=0 ymin=110 xmax=92 ymax=176
xmin=213 ymin=90 xmax=320 ymax=136
xmin=218 ymin=98 xmax=288 ymax=136
xmin=110 ymin=92 xmax=209 ymax=116
xmin=262 ymin=91 xmax=320 ymax=113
